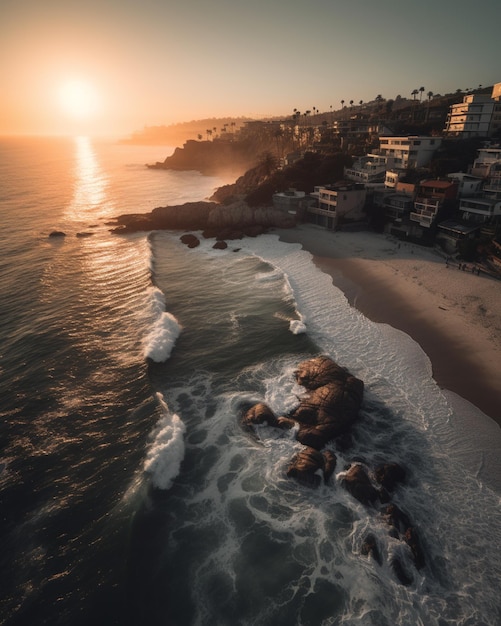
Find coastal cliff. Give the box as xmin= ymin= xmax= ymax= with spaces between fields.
xmin=110 ymin=199 xmax=296 ymax=237
xmin=147 ymin=139 xmax=261 ymax=177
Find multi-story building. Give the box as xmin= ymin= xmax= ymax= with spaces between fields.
xmin=343 ymin=154 xmax=391 ymax=184
xmin=307 ymin=183 xmax=366 ymax=230
xmin=272 ymin=189 xmax=311 ymax=214
xmin=410 ymin=179 xmax=458 ymax=229
xmin=446 ymin=172 xmax=484 ymax=197
xmin=458 ymin=196 xmax=501 ymax=224
xmin=376 ymin=136 xmax=441 ymax=168
xmin=469 ymin=147 xmax=501 ymax=178
xmin=443 ymin=86 xmax=501 ymax=138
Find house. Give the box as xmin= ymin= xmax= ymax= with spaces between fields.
xmin=436 ymin=219 xmax=481 ymax=253
xmin=469 ymin=147 xmax=501 ymax=178
xmin=376 ymin=136 xmax=441 ymax=169
xmin=272 ymin=189 xmax=312 ymax=215
xmin=410 ymin=179 xmax=458 ymax=229
xmin=343 ymin=154 xmax=390 ymax=184
xmin=446 ymin=172 xmax=483 ymax=197
xmin=307 ymin=183 xmax=367 ymax=230
xmin=443 ymin=87 xmax=501 ymax=138
xmin=459 ymin=196 xmax=501 ymax=224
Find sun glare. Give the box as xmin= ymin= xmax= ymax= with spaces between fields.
xmin=58 ymin=79 xmax=101 ymax=120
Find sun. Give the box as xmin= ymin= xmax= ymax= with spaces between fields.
xmin=58 ymin=78 xmax=101 ymax=120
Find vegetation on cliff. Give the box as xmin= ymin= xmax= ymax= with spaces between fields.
xmin=211 ymin=151 xmax=353 ymax=207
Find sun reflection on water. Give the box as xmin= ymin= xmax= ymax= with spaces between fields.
xmin=65 ymin=136 xmax=114 ymax=223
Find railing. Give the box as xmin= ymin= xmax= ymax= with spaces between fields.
xmin=410 ymin=212 xmax=433 ymax=226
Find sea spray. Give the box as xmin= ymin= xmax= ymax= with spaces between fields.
xmin=144 ymin=393 xmax=186 ymax=490
xmin=142 ymin=285 xmax=182 ymax=362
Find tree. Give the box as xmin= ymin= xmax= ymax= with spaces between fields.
xmin=411 ymin=89 xmax=419 ymax=101
xmin=419 ymin=86 xmax=425 ymax=101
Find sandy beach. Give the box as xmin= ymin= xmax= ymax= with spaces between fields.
xmin=276 ymin=224 xmax=501 ymax=428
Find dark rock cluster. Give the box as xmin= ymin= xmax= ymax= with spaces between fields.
xmin=109 ymin=199 xmax=296 ymax=238
xmin=241 ymin=355 xmax=425 ymax=585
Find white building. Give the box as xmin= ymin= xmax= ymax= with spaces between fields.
xmin=469 ymin=147 xmax=501 ymax=178
xmin=459 ymin=196 xmax=501 ymax=224
xmin=376 ymin=136 xmax=441 ymax=169
xmin=344 ymin=154 xmax=392 ymax=184
xmin=446 ymin=172 xmax=483 ymax=197
xmin=444 ymin=89 xmax=501 ymax=138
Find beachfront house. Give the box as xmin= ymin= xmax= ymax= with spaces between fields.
xmin=410 ymin=179 xmax=458 ymax=230
xmin=272 ymin=189 xmax=312 ymax=216
xmin=458 ymin=154 xmax=501 ymax=225
xmin=307 ymin=183 xmax=367 ymax=230
xmin=436 ymin=219 xmax=481 ymax=253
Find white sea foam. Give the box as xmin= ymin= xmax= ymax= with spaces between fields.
xmin=142 ymin=286 xmax=182 ymax=362
xmin=143 ymin=393 xmax=186 ymax=490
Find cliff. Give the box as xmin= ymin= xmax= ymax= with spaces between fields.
xmin=147 ymin=139 xmax=261 ymax=177
xmin=110 ymin=199 xmax=296 ymax=237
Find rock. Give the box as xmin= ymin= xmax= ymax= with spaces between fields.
xmin=241 ymin=403 xmax=280 ymax=429
xmin=212 ymin=240 xmax=227 ymax=250
xmin=339 ymin=464 xmax=381 ymax=505
xmin=290 ymin=356 xmax=364 ymax=449
xmin=180 ymin=233 xmax=200 ymax=248
xmin=361 ymin=533 xmax=382 ymax=565
xmin=374 ymin=462 xmax=406 ymax=492
xmin=241 ymin=356 xmax=364 ymax=450
xmin=404 ymin=527 xmax=425 ymax=570
xmin=382 ymin=504 xmax=412 ymax=535
xmin=49 ymin=230 xmax=66 ymax=238
xmin=286 ymin=447 xmax=337 ymax=487
xmin=383 ymin=504 xmax=425 ymax=570
xmin=111 ymin=198 xmax=295 ymax=236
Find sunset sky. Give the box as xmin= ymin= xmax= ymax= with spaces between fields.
xmin=1 ymin=0 xmax=500 ymax=137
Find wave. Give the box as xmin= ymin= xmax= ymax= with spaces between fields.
xmin=143 ymin=393 xmax=186 ymax=490
xmin=142 ymin=286 xmax=182 ymax=362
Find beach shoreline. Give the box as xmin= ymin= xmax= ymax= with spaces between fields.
xmin=275 ymin=224 xmax=501 ymax=429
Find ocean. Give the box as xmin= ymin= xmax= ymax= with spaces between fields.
xmin=1 ymin=136 xmax=500 ymax=626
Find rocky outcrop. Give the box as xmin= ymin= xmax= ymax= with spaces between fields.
xmin=242 ymin=356 xmax=364 ymax=450
xmin=277 ymin=356 xmax=364 ymax=450
xmin=286 ymin=447 xmax=337 ymax=488
xmin=339 ymin=464 xmax=383 ymax=505
xmin=239 ymin=355 xmax=426 ymax=586
xmin=110 ymin=199 xmax=296 ymax=237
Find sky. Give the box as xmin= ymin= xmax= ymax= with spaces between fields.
xmin=1 ymin=0 xmax=500 ymax=137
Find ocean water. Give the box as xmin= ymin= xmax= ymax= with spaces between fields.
xmin=1 ymin=136 xmax=500 ymax=626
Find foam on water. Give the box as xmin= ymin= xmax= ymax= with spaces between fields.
xmin=143 ymin=393 xmax=187 ymax=490
xmin=142 ymin=285 xmax=182 ymax=362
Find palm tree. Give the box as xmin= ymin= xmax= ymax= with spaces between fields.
xmin=411 ymin=89 xmax=419 ymax=101
xmin=419 ymin=86 xmax=425 ymax=101
xmin=349 ymin=100 xmax=354 ymax=108
xmin=359 ymin=100 xmax=363 ymax=107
